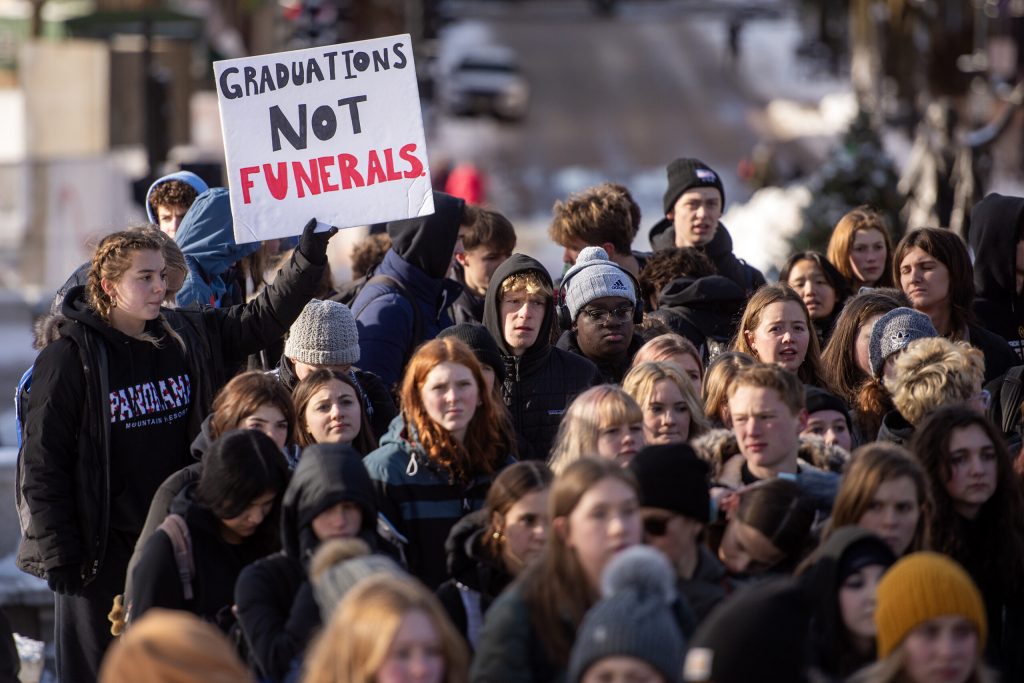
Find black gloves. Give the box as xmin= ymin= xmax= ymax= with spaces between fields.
xmin=297 ymin=218 xmax=338 ymax=266
xmin=47 ymin=564 xmax=83 ymax=595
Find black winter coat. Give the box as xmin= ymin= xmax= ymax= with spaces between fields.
xmin=483 ymin=255 xmax=601 ymax=460
xmin=970 ymin=193 xmax=1024 ymax=363
xmin=555 ymin=330 xmax=642 ymax=386
xmin=236 ymin=444 xmax=377 ymax=682
xmin=128 ymin=484 xmax=275 ymax=630
xmin=17 ymin=246 xmax=326 ymax=585
xmin=647 ymin=221 xmax=766 ymax=296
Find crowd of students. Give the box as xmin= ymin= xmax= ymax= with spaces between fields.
xmin=10 ymin=158 xmax=1024 ymax=683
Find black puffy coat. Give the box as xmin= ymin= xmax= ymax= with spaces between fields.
xmin=235 ymin=444 xmax=377 ymax=682
xmin=17 ymin=245 xmax=326 ymax=585
xmin=483 ymin=255 xmax=601 ymax=460
xmin=647 ymin=221 xmax=766 ymax=296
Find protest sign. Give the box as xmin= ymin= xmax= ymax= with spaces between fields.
xmin=213 ymin=34 xmax=433 ymax=243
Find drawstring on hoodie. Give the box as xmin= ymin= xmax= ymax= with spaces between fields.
xmin=406 ymin=451 xmax=419 ymax=477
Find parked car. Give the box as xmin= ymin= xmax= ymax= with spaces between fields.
xmin=440 ymin=45 xmax=530 ymax=122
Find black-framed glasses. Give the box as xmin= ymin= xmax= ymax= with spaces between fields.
xmin=581 ymin=305 xmax=634 ymax=323
xmin=643 ymin=514 xmax=674 ymax=537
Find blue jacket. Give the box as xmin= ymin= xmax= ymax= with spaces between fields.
xmin=174 ymin=188 xmax=260 ymax=308
xmin=350 ymin=192 xmax=465 ymax=388
xmin=363 ymin=416 xmax=509 ymax=589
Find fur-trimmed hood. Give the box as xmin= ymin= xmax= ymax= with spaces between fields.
xmin=691 ymin=428 xmax=848 ymax=482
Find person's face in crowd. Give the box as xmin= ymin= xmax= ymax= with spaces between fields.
xmin=164 ymin=266 xmax=186 ymax=305
xmin=376 ymin=609 xmax=445 ymax=683
xmin=560 ymin=476 xmax=641 ymax=590
xmin=596 ymin=420 xmax=645 ymax=466
xmin=497 ymin=488 xmax=550 ymax=574
xmin=899 ymin=247 xmax=950 ymax=314
xmin=801 ymin=409 xmax=852 ymax=452
xmin=850 ymin=228 xmax=887 ymax=286
xmin=901 ymin=616 xmax=978 ymax=683
xmin=670 ymin=187 xmax=722 ymax=248
xmin=744 ymin=301 xmax=810 ymax=373
xmin=857 ymin=476 xmax=920 ymax=557
xmin=581 ymin=656 xmax=665 ymax=683
xmin=728 ymin=385 xmax=805 ymax=476
xmin=456 ymin=244 xmax=511 ymax=295
xmin=945 ymin=424 xmax=998 ymax=520
xmin=501 ymin=289 xmax=547 ymax=356
xmin=561 ymin=235 xmax=590 ymax=267
xmin=641 ymin=507 xmax=702 ymax=570
xmin=292 ymin=359 xmax=352 ymax=380
xmin=854 ymin=313 xmax=884 ymax=377
xmin=103 ymin=249 xmax=166 ymax=327
xmin=240 ymin=404 xmax=290 ymax=450
xmin=717 ymin=518 xmax=784 ymax=575
xmin=641 ymin=379 xmax=691 ymax=445
xmin=220 ymin=490 xmax=276 ymax=544
xmin=420 ymin=361 xmax=479 ymax=442
xmin=670 ymin=353 xmax=703 ymax=396
xmin=575 ymin=296 xmax=636 ymax=363
xmin=786 ymin=259 xmax=837 ymax=320
xmin=305 ymin=379 xmax=362 ymax=445
xmin=156 ymin=203 xmax=188 ymax=238
xmin=838 ymin=564 xmax=886 ymax=645
xmin=310 ymin=501 xmax=363 ymax=542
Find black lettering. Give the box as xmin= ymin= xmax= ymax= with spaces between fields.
xmin=324 ymin=51 xmax=337 ymax=79
xmin=269 ymin=104 xmax=307 ymax=152
xmin=337 ymin=95 xmax=367 ymax=135
xmin=392 ymin=42 xmax=407 ymax=69
xmin=353 ymin=51 xmax=370 ymax=72
xmin=218 ymin=67 xmax=243 ymax=99
xmin=259 ymin=65 xmax=275 ymax=93
xmin=311 ymin=105 xmax=337 ymax=142
xmin=244 ymin=66 xmax=258 ymax=96
xmin=342 ymin=50 xmax=356 ymax=79
xmin=275 ymin=63 xmax=289 ymax=89
xmin=373 ymin=49 xmax=390 ymax=71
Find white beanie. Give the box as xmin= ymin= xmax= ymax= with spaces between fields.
xmin=285 ymin=299 xmax=360 ymax=366
xmin=564 ymin=247 xmax=636 ymax=322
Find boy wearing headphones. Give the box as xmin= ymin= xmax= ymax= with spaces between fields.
xmin=555 ymin=246 xmax=644 ymax=383
xmin=483 ymin=254 xmax=601 ymax=460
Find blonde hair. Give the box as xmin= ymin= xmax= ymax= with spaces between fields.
xmin=884 ymin=337 xmax=984 ymax=425
xmin=727 ymin=363 xmax=807 ymax=415
xmin=623 ymin=361 xmax=710 ymax=440
xmin=301 ymin=575 xmax=468 ymax=683
xmin=128 ymin=226 xmax=187 ymax=303
xmin=548 ymin=385 xmax=642 ymax=475
xmin=702 ymin=351 xmax=757 ymax=424
xmin=499 ymin=271 xmax=552 ymax=299
xmin=848 ymin=640 xmax=995 ymax=683
xmin=633 ymin=333 xmax=703 ymax=381
xmin=86 ymin=230 xmax=185 ymax=351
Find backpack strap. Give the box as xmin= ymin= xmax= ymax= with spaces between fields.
xmin=158 ymin=513 xmax=195 ymax=601
xmin=352 ymin=274 xmax=424 ymax=367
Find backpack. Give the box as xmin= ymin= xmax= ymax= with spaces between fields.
xmin=332 ymin=272 xmax=423 ymax=366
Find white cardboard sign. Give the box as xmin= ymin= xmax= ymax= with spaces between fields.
xmin=213 ymin=34 xmax=434 ymax=243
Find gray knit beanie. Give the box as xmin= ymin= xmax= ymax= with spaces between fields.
xmin=313 ymin=554 xmax=406 ymax=619
xmin=868 ymin=307 xmax=937 ymax=378
xmin=285 ymin=299 xmax=360 ymax=367
xmin=568 ymin=546 xmax=685 ymax=683
xmin=563 ymin=246 xmax=637 ymax=322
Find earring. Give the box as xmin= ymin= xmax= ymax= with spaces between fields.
xmin=110 ymin=298 xmax=117 ymax=308
xmin=492 ymin=529 xmax=503 ymax=542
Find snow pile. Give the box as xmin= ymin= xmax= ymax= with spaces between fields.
xmin=724 ymin=184 xmax=812 ymax=276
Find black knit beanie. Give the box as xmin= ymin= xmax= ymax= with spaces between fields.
xmin=437 ymin=323 xmax=506 ymax=383
xmin=663 ymin=158 xmax=725 ymax=215
xmin=629 ymin=444 xmax=711 ymax=523
xmin=804 ymin=386 xmax=852 ymax=433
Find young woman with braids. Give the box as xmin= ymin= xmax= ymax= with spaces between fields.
xmin=16 ymin=219 xmax=335 ymax=682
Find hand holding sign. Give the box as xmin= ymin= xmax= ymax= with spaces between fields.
xmin=297 ymin=218 xmax=338 ymax=266
xmin=214 ymin=34 xmax=434 ymax=244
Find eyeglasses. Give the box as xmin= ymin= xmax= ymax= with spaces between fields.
xmin=642 ymin=514 xmax=674 ymax=537
xmin=581 ymin=305 xmax=634 ymax=324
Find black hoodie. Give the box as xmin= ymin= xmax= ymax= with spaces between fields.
xmin=235 ymin=444 xmax=377 ymax=682
xmin=483 ymin=255 xmax=601 ymax=460
xmin=970 ymin=193 xmax=1024 ymax=362
xmin=647 ymin=221 xmax=766 ymax=296
xmin=649 ymin=275 xmax=746 ymax=361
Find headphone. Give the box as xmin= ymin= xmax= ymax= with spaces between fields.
xmin=555 ymin=258 xmax=644 ymax=331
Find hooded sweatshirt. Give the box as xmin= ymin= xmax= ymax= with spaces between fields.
xmin=174 ymin=188 xmax=260 ymax=309
xmin=483 ymin=255 xmax=601 ymax=460
xmin=351 ymin=191 xmax=465 ymax=388
xmin=970 ymin=193 xmax=1024 ymax=362
xmin=144 ymin=171 xmax=209 ymax=224
xmin=650 ymin=275 xmax=746 ymax=361
xmin=646 ymin=221 xmax=766 ymax=296
xmin=235 ymin=444 xmax=377 ymax=682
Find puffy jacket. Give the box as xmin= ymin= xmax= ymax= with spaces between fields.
xmin=236 ymin=444 xmax=376 ymax=682
xmin=970 ymin=193 xmax=1024 ymax=363
xmin=482 ymin=255 xmax=601 ymax=460
xmin=351 ymin=191 xmax=465 ymax=389
xmin=17 ymin=244 xmax=326 ymax=585
xmin=174 ymin=188 xmax=260 ymax=309
xmin=363 ymin=416 xmax=510 ymax=589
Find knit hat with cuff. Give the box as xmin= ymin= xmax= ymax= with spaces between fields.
xmin=663 ymin=158 xmax=726 ymax=215
xmin=438 ymin=323 xmax=506 ymax=383
xmin=562 ymin=246 xmax=637 ymax=322
xmin=629 ymin=444 xmax=712 ymax=523
xmin=285 ymin=299 xmax=360 ymax=367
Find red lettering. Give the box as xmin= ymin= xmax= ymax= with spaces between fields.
xmin=400 ymin=143 xmax=424 ymax=179
xmin=383 ymin=148 xmax=403 ymax=181
xmin=293 ymin=160 xmax=321 ymax=198
xmin=317 ymin=156 xmax=339 ymax=192
xmin=262 ymin=162 xmax=289 ymax=200
xmin=366 ymin=150 xmax=386 ymax=186
xmin=337 ymin=154 xmax=365 ymax=189
xmin=240 ymin=166 xmax=260 ymax=204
